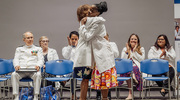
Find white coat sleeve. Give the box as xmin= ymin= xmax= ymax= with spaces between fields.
xmin=37 ymin=48 xmax=44 ymax=68
xmin=53 ymin=50 xmax=59 ymax=60
xmin=13 ymin=48 xmax=20 ymax=68
xmin=164 ymin=47 xmax=176 ymax=62
xmin=131 ymin=47 xmax=145 ymax=62
xmin=110 ymin=42 xmax=119 ymax=58
xmin=121 ymin=47 xmax=128 ymax=59
xmin=79 ymin=23 xmax=99 ymax=41
xmin=148 ymin=46 xmax=161 ymax=59
xmin=62 ymin=45 xmax=72 ymax=59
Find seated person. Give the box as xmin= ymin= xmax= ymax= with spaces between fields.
xmin=148 ymin=34 xmax=176 ymax=97
xmin=62 ymin=31 xmax=79 ymax=100
xmin=11 ymin=31 xmax=44 ymax=100
xmin=39 ymin=36 xmax=60 ymax=89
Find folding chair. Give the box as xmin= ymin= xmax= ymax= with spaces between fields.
xmin=0 ymin=59 xmax=15 ymax=99
xmin=45 ymin=59 xmax=73 ymax=99
xmin=115 ymin=58 xmax=133 ymax=100
xmin=140 ymin=59 xmax=171 ymax=100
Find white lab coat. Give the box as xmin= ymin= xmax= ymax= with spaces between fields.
xmin=148 ymin=46 xmax=176 ymax=68
xmin=73 ymin=16 xmax=115 ymax=73
xmin=12 ymin=44 xmax=44 ymax=95
xmin=62 ymin=45 xmax=76 ymax=61
xmin=175 ymin=29 xmax=180 ymax=39
xmin=47 ymin=47 xmax=59 ymax=61
xmin=109 ymin=42 xmax=119 ymax=58
xmin=121 ymin=47 xmax=145 ymax=69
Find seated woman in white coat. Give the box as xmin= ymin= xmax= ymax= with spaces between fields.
xmin=119 ymin=33 xmax=145 ymax=100
xmin=39 ymin=36 xmax=59 ymax=88
xmin=148 ymin=34 xmax=176 ymax=97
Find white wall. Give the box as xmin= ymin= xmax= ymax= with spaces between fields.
xmin=0 ymin=0 xmax=174 ymax=59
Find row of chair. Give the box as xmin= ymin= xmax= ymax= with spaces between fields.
xmin=0 ymin=58 xmax=180 ymax=99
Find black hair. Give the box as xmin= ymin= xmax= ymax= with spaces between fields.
xmin=154 ymin=34 xmax=171 ymax=51
xmin=175 ymin=25 xmax=179 ymax=29
xmin=69 ymin=31 xmax=79 ymax=38
xmin=95 ymin=1 xmax=108 ymax=15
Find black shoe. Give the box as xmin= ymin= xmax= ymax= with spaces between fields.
xmin=160 ymin=90 xmax=168 ymax=97
xmin=160 ymin=90 xmax=165 ymax=97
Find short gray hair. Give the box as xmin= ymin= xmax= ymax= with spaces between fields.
xmin=23 ymin=31 xmax=32 ymax=39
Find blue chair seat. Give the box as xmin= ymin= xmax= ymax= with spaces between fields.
xmin=143 ymin=77 xmax=168 ymax=81
xmin=45 ymin=77 xmax=71 ymax=82
xmin=117 ymin=77 xmax=131 ymax=81
xmin=0 ymin=78 xmax=8 ymax=82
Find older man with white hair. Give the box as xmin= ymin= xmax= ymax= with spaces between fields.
xmin=11 ymin=31 xmax=44 ymax=100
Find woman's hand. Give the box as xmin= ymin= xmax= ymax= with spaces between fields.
xmin=81 ymin=17 xmax=87 ymax=25
xmin=133 ymin=44 xmax=138 ymax=52
xmin=125 ymin=43 xmax=130 ymax=54
xmin=160 ymin=49 xmax=166 ymax=58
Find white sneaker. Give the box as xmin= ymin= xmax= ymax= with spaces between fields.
xmin=33 ymin=94 xmax=38 ymax=100
xmin=14 ymin=94 xmax=19 ymax=100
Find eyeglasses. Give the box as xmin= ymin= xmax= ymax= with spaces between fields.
xmin=41 ymin=40 xmax=49 ymax=43
xmin=158 ymin=39 xmax=165 ymax=41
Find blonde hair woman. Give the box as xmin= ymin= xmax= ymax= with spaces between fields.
xmin=39 ymin=36 xmax=59 ymax=88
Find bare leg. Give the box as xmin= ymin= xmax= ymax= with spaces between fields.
xmin=126 ymin=74 xmax=132 ymax=99
xmin=80 ymin=79 xmax=89 ymax=100
xmin=101 ymin=89 xmax=108 ymax=100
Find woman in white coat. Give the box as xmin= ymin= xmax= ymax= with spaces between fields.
xmin=148 ymin=34 xmax=176 ymax=97
xmin=73 ymin=2 xmax=117 ymax=100
xmin=120 ymin=33 xmax=145 ymax=100
xmin=39 ymin=36 xmax=59 ymax=88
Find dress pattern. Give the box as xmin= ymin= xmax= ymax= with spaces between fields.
xmin=91 ymin=66 xmax=118 ymax=90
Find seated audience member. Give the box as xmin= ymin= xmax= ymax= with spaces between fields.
xmin=148 ymin=34 xmax=176 ymax=97
xmin=62 ymin=31 xmax=79 ymax=100
xmin=39 ymin=36 xmax=60 ymax=88
xmin=12 ymin=31 xmax=44 ymax=100
xmin=119 ymin=33 xmax=144 ymax=100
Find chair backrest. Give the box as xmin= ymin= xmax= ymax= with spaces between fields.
xmin=0 ymin=58 xmax=4 ymax=61
xmin=115 ymin=58 xmax=133 ymax=74
xmin=140 ymin=59 xmax=169 ymax=75
xmin=177 ymin=60 xmax=180 ymax=72
xmin=0 ymin=59 xmax=15 ymax=75
xmin=45 ymin=59 xmax=73 ymax=75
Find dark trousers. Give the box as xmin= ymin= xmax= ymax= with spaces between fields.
xmin=152 ymin=67 xmax=174 ymax=88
